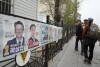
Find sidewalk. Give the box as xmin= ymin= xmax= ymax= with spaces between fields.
xmin=48 ymin=36 xmax=100 ymax=67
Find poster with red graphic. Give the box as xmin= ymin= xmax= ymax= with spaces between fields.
xmin=25 ymin=20 xmax=40 ymax=50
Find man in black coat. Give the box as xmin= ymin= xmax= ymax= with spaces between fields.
xmin=75 ymin=20 xmax=83 ymax=55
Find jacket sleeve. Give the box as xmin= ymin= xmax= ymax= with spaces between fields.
xmin=82 ymin=24 xmax=88 ymax=40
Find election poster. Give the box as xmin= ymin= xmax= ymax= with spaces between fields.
xmin=25 ymin=20 xmax=40 ymax=50
xmin=48 ymin=25 xmax=53 ymax=43
xmin=3 ymin=15 xmax=25 ymax=57
xmin=58 ymin=27 xmax=63 ymax=39
xmin=53 ymin=26 xmax=58 ymax=42
xmin=54 ymin=26 xmax=59 ymax=42
xmin=41 ymin=24 xmax=49 ymax=45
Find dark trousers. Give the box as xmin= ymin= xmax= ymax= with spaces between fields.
xmin=84 ymin=39 xmax=96 ymax=61
xmin=75 ymin=36 xmax=83 ymax=52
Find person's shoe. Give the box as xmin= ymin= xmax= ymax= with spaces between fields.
xmin=88 ymin=60 xmax=91 ymax=64
xmin=84 ymin=58 xmax=88 ymax=62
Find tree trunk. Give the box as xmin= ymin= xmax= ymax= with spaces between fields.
xmin=54 ymin=0 xmax=61 ymax=26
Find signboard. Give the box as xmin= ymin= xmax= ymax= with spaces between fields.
xmin=16 ymin=51 xmax=30 ymax=66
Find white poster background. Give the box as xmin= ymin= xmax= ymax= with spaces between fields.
xmin=0 ymin=15 xmax=4 ymax=60
xmin=3 ymin=15 xmax=15 ymax=49
xmin=3 ymin=15 xmax=15 ymax=57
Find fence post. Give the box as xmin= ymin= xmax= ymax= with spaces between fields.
xmin=44 ymin=15 xmax=49 ymax=67
xmin=60 ymin=20 xmax=63 ymax=50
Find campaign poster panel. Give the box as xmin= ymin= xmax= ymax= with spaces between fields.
xmin=25 ymin=20 xmax=40 ymax=50
xmin=53 ymin=26 xmax=58 ymax=42
xmin=48 ymin=25 xmax=53 ymax=43
xmin=0 ymin=15 xmax=4 ymax=60
xmin=60 ymin=27 xmax=63 ymax=39
xmin=41 ymin=24 xmax=49 ymax=45
xmin=52 ymin=26 xmax=58 ymax=42
xmin=51 ymin=26 xmax=55 ymax=42
xmin=58 ymin=27 xmax=63 ymax=39
xmin=3 ymin=15 xmax=25 ymax=57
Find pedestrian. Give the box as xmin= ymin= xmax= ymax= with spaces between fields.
xmin=75 ymin=20 xmax=83 ymax=55
xmin=82 ymin=18 xmax=99 ymax=64
xmin=81 ymin=19 xmax=88 ymax=56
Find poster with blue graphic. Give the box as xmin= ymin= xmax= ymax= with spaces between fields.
xmin=2 ymin=15 xmax=25 ymax=57
xmin=41 ymin=24 xmax=49 ymax=45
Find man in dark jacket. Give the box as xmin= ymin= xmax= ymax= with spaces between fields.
xmin=75 ymin=20 xmax=83 ymax=55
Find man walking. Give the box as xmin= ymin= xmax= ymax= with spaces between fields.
xmin=75 ymin=20 xmax=83 ymax=55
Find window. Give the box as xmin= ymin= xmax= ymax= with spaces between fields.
xmin=0 ymin=0 xmax=11 ymax=13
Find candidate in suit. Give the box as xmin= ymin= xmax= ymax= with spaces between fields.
xmin=3 ymin=21 xmax=25 ymax=56
xmin=28 ymin=24 xmax=39 ymax=49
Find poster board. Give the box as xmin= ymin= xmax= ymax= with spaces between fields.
xmin=0 ymin=14 xmax=63 ymax=62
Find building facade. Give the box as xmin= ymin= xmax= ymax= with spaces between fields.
xmin=0 ymin=0 xmax=38 ymax=20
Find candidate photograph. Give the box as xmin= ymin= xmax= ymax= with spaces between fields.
xmin=28 ymin=24 xmax=39 ymax=49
